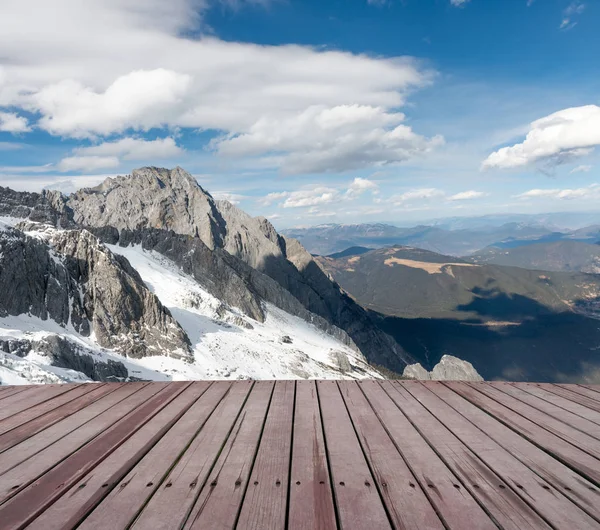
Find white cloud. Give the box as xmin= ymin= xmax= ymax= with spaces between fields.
xmin=0 ymin=112 xmax=31 ymax=133
xmin=559 ymin=1 xmax=585 ymax=30
xmin=34 ymin=70 xmax=192 ymax=138
xmin=482 ymin=105 xmax=600 ymax=169
xmin=213 ymin=105 xmax=443 ymax=174
xmin=515 ymin=184 xmax=600 ymax=200
xmin=450 ymin=0 xmax=470 ymax=6
xmin=257 ymin=191 xmax=290 ymax=206
xmin=570 ymin=164 xmax=592 ymax=173
xmin=0 ymin=142 xmax=24 ymax=151
xmin=283 ymin=187 xmax=339 ymax=208
xmin=0 ymin=0 xmax=437 ymax=174
xmin=58 ymin=156 xmax=120 ymax=172
xmin=345 ymin=177 xmax=379 ymax=197
xmin=392 ymin=188 xmax=445 ymax=205
xmin=211 ymin=191 xmax=246 ymax=204
xmin=73 ymin=137 xmax=183 ymax=160
xmin=447 ymin=190 xmax=487 ymax=201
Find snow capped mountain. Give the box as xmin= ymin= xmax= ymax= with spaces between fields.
xmin=0 ymin=217 xmax=380 ymax=384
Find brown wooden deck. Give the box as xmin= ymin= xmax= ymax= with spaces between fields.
xmin=0 ymin=380 xmax=599 ymax=529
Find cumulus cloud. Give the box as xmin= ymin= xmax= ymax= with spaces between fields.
xmin=0 ymin=0 xmax=438 ymax=174
xmin=391 ymin=188 xmax=445 ymax=205
xmin=283 ymin=188 xmax=339 ymax=208
xmin=447 ymin=190 xmax=487 ymax=201
xmin=213 ymin=104 xmax=443 ymax=174
xmin=482 ymin=105 xmax=600 ymax=169
xmin=0 ymin=112 xmax=31 ymax=133
xmin=211 ymin=191 xmax=246 ymax=204
xmin=345 ymin=177 xmax=379 ymax=197
xmin=570 ymin=164 xmax=592 ymax=173
xmin=515 ymin=184 xmax=600 ymax=200
xmin=58 ymin=156 xmax=120 ymax=172
xmin=72 ymin=137 xmax=183 ymax=160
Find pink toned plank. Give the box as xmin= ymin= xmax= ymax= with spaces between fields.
xmin=0 ymin=384 xmax=82 ymax=422
xmin=317 ymin=380 xmax=392 ymax=530
xmin=287 ymin=381 xmax=337 ymax=530
xmin=513 ymin=383 xmax=600 ymax=428
xmin=0 ymin=382 xmax=188 ymax=529
xmin=0 ymin=382 xmax=163 ymax=505
xmin=0 ymin=383 xmax=143 ymax=472
xmin=439 ymin=382 xmax=600 ymax=524
xmin=358 ymin=381 xmax=497 ymax=530
xmin=0 ymin=386 xmax=34 ymax=402
xmin=546 ymin=384 xmax=600 ymax=413
xmin=27 ymin=382 xmax=213 ymax=530
xmin=580 ymin=385 xmax=600 ymax=397
xmin=383 ymin=381 xmax=549 ymax=530
xmin=340 ymin=381 xmax=446 ymax=530
xmin=449 ymin=382 xmax=600 ymax=485
xmin=79 ymin=381 xmax=237 ymax=530
xmin=401 ymin=381 xmax=598 ymax=529
xmin=0 ymin=384 xmax=113 ymax=451
xmin=236 ymin=380 xmax=294 ymax=530
xmin=475 ymin=383 xmax=600 ymax=461
xmin=491 ymin=382 xmax=600 ymax=440
xmin=182 ymin=381 xmax=275 ymax=530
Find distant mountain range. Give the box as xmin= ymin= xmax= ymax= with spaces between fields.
xmin=316 ymin=245 xmax=600 ymax=383
xmin=282 ymin=219 xmax=600 ymax=257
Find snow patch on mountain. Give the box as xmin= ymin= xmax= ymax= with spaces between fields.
xmin=107 ymin=244 xmax=379 ymax=380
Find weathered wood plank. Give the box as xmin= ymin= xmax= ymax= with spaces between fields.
xmin=546 ymin=384 xmax=600 ymax=413
xmin=236 ymin=380 xmax=294 ymax=530
xmin=579 ymin=385 xmax=600 ymax=397
xmin=491 ymin=382 xmax=600 ymax=440
xmin=79 ymin=381 xmax=236 ymax=530
xmin=450 ymin=382 xmax=600 ymax=485
xmin=287 ymin=381 xmax=337 ymax=530
xmin=182 ymin=381 xmax=275 ymax=530
xmin=0 ymin=383 xmax=144 ymax=471
xmin=0 ymin=384 xmax=114 ymax=453
xmin=359 ymin=381 xmax=497 ymax=530
xmin=317 ymin=380 xmax=392 ymax=530
xmin=0 ymin=384 xmax=81 ymax=422
xmin=476 ymin=383 xmax=600 ymax=461
xmin=399 ymin=381 xmax=599 ymax=529
xmin=340 ymin=381 xmax=446 ymax=530
xmin=0 ymin=382 xmax=188 ymax=529
xmin=382 ymin=381 xmax=550 ymax=530
xmin=514 ymin=383 xmax=600 ymax=428
xmin=0 ymin=382 xmax=161 ymax=505
xmin=0 ymin=386 xmax=35 ymax=401
xmin=439 ymin=382 xmax=600 ymax=524
xmin=0 ymin=384 xmax=100 ymax=437
xmin=27 ymin=382 xmax=212 ymax=530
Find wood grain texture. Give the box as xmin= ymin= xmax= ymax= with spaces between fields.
xmin=317 ymin=380 xmax=392 ymax=530
xmin=401 ymin=381 xmax=599 ymax=530
xmin=79 ymin=381 xmax=235 ymax=530
xmin=359 ymin=381 xmax=497 ymax=530
xmin=236 ymin=380 xmax=294 ymax=530
xmin=27 ymin=382 xmax=212 ymax=530
xmin=287 ymin=381 xmax=337 ymax=530
xmin=439 ymin=382 xmax=600 ymax=524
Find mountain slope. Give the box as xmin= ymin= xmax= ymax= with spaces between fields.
xmin=316 ymin=245 xmax=600 ymax=383
xmin=469 ymin=240 xmax=600 ymax=273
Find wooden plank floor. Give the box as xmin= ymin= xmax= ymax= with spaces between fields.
xmin=0 ymin=381 xmax=599 ymax=529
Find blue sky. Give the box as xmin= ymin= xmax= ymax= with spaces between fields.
xmin=1 ymin=0 xmax=599 ymax=227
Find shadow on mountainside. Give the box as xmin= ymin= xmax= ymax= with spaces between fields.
xmin=374 ymin=288 xmax=600 ymax=383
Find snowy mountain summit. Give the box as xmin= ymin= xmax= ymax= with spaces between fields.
xmin=0 ymin=167 xmax=407 ymax=384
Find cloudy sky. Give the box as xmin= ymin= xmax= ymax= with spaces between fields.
xmin=1 ymin=0 xmax=599 ymax=227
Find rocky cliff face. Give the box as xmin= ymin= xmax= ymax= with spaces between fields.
xmin=0 ymin=166 xmax=410 ymax=373
xmin=403 ymin=355 xmax=483 ymax=381
xmin=63 ymin=167 xmax=409 ymax=370
xmin=0 ymin=223 xmax=191 ymax=361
